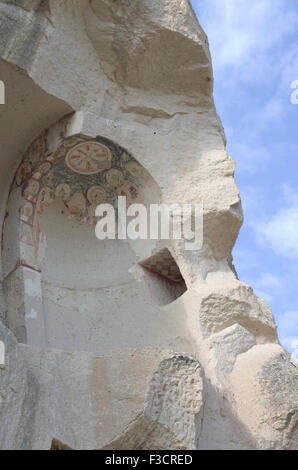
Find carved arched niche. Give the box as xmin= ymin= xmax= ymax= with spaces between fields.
xmin=2 ymin=117 xmax=187 ymax=352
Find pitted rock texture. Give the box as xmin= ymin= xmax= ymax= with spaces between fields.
xmin=0 ymin=339 xmax=205 ymax=450
xmin=0 ymin=0 xmax=297 ymax=450
xmin=0 ymin=322 xmax=38 ymax=449
xmin=197 ymin=281 xmax=277 ymax=340
xmin=104 ymin=354 xmax=204 ymax=450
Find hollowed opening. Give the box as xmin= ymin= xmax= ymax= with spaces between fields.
xmin=2 ymin=118 xmax=190 ymax=355
xmin=51 ymin=439 xmax=72 ymax=450
xmin=139 ymin=248 xmax=187 ymax=300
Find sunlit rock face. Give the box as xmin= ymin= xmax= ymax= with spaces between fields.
xmin=0 ymin=0 xmax=296 ymax=450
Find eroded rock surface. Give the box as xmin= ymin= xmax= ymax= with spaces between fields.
xmin=0 ymin=0 xmax=297 ymax=450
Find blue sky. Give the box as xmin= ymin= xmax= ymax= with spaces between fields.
xmin=191 ymin=0 xmax=298 ymax=353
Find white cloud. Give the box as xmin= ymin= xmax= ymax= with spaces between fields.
xmin=282 ymin=184 xmax=298 ymax=205
xmin=236 ymin=183 xmax=268 ymax=220
xmin=193 ymin=0 xmax=298 ymax=79
xmin=277 ymin=311 xmax=298 ymax=352
xmin=251 ymin=273 xmax=282 ymax=305
xmin=261 ymin=98 xmax=287 ymax=123
xmin=191 ymin=0 xmax=298 ymax=177
xmin=280 ymin=335 xmax=298 ymax=353
xmin=280 ymin=47 xmax=298 ymax=92
xmin=258 ymin=272 xmax=282 ymax=291
xmin=279 ymin=310 xmax=298 ymax=333
xmin=232 ymin=248 xmax=281 ymax=305
xmin=232 ymin=247 xmax=260 ymax=272
xmin=230 ymin=142 xmax=271 ymax=174
xmin=256 ymin=199 xmax=298 ymax=258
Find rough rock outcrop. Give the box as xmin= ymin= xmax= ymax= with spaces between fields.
xmin=0 ymin=0 xmax=297 ymax=450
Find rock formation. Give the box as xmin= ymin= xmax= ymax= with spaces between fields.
xmin=0 ymin=0 xmax=297 ymax=450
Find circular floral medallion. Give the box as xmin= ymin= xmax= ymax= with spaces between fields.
xmin=87 ymin=186 xmax=107 ymax=205
xmin=106 ymin=169 xmax=124 ymax=188
xmin=65 ymin=141 xmax=112 ymax=175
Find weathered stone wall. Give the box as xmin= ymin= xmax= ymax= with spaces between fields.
xmin=0 ymin=0 xmax=297 ymax=450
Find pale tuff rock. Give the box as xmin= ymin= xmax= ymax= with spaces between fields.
xmin=0 ymin=321 xmax=36 ymax=450
xmin=230 ymin=345 xmax=298 ymax=450
xmin=104 ymin=354 xmax=204 ymax=450
xmin=0 ymin=340 xmax=4 ymax=366
xmin=0 ymin=340 xmax=204 ymax=450
xmin=196 ymin=280 xmax=277 ymax=339
xmin=0 ymin=0 xmax=297 ymax=450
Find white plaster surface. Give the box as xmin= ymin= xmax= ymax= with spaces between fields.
xmin=0 ymin=0 xmax=297 ymax=451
